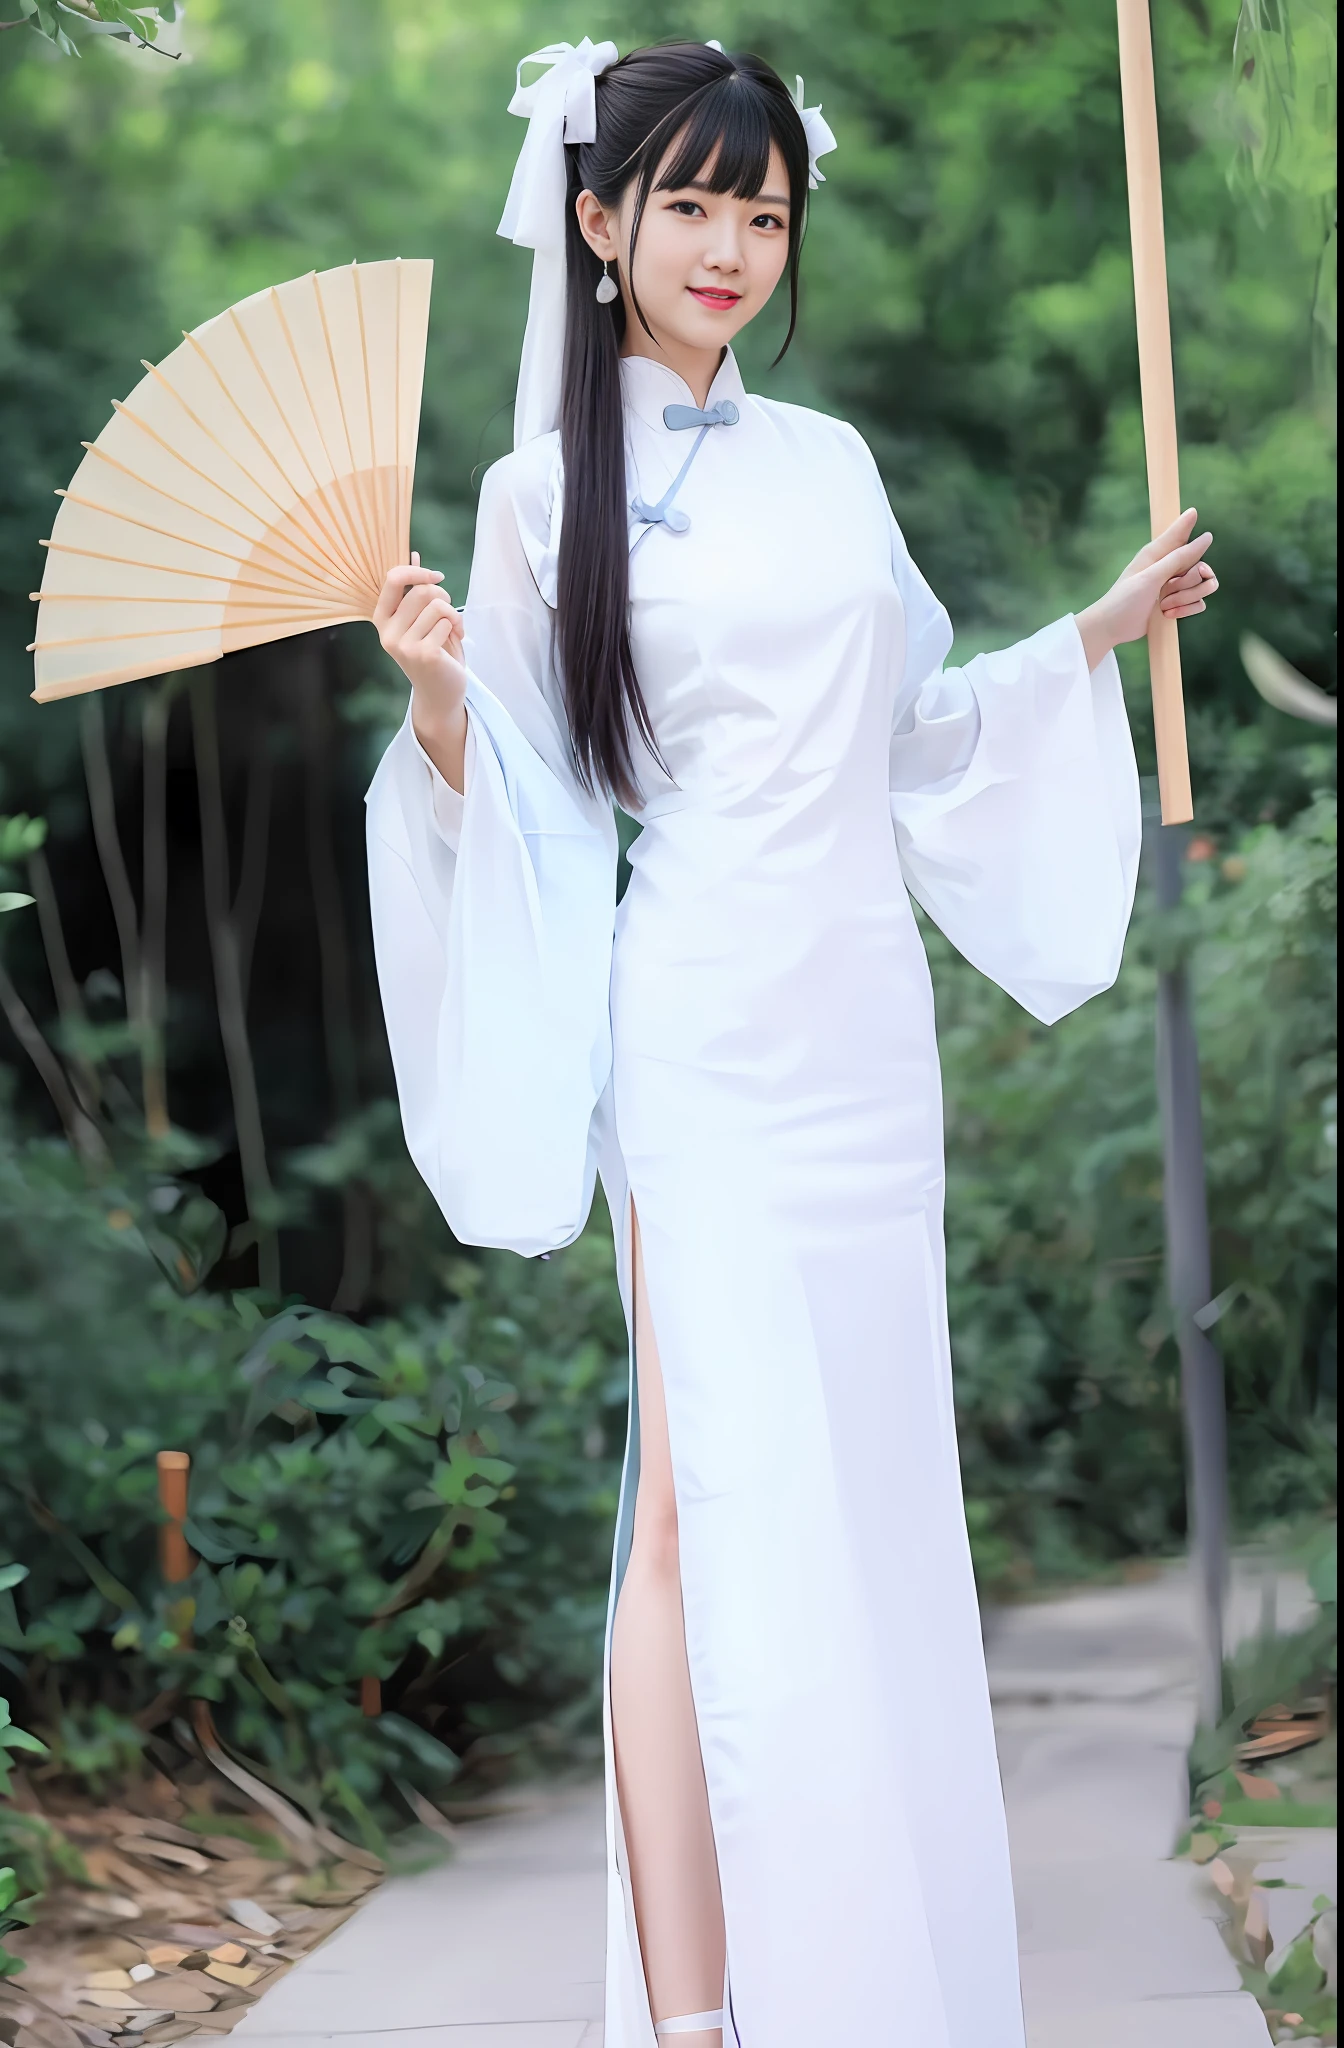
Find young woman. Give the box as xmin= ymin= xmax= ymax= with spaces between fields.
xmin=364 ymin=38 xmax=1217 ymax=2048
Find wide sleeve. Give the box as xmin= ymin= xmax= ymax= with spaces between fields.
xmin=363 ymin=447 xmax=618 ymax=1257
xmin=884 ymin=508 xmax=1141 ymax=1027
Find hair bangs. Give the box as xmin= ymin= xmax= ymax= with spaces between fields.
xmin=653 ymin=80 xmax=775 ymax=202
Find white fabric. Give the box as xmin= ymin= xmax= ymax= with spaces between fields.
xmin=498 ymin=38 xmax=619 ymax=446
xmin=365 ymin=347 xmax=1140 ymax=2045
xmin=654 ymin=2014 xmax=725 ymax=2037
xmin=792 ymin=76 xmax=837 ymax=187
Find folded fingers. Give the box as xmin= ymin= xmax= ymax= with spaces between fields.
xmin=401 ymin=593 xmax=463 ymax=647
xmin=373 ymin=563 xmax=444 ymax=630
xmin=1160 ymin=561 xmax=1218 ymax=616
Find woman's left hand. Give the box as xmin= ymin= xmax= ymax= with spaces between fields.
xmin=1075 ymin=508 xmax=1218 ymax=671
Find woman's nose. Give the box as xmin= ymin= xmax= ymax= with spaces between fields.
xmin=704 ymin=236 xmax=746 ymax=274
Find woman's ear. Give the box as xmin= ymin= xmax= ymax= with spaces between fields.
xmin=575 ymin=189 xmax=620 ymax=263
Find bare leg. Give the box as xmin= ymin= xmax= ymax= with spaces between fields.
xmin=610 ymin=1203 xmax=726 ymax=2046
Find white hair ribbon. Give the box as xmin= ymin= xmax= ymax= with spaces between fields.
xmin=498 ymin=38 xmax=620 ymax=446
xmin=793 ymin=77 xmax=838 ymax=189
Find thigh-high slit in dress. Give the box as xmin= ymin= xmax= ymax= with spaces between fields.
xmin=364 ymin=348 xmax=1141 ymax=2046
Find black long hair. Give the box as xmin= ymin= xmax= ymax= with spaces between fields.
xmin=558 ymin=43 xmax=812 ymax=808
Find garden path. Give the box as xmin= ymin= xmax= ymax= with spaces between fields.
xmin=213 ymin=1562 xmax=1308 ymax=2047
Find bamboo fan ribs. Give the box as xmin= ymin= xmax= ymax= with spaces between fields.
xmin=30 ymin=258 xmax=433 ymax=701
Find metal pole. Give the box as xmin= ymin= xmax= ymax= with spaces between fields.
xmin=1148 ymin=805 xmax=1228 ymax=1727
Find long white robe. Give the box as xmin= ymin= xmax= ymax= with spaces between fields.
xmin=365 ymin=347 xmax=1140 ymax=2047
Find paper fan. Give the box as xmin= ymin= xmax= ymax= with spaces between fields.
xmin=29 ymin=257 xmax=433 ymax=702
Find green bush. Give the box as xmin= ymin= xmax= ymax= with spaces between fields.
xmin=935 ymin=766 xmax=1336 ymax=1586
xmin=0 ymin=1143 xmax=627 ymax=1840
xmin=0 ymin=1682 xmax=49 ymax=1976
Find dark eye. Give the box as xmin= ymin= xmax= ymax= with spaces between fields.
xmin=751 ymin=212 xmax=786 ymax=231
xmin=670 ymin=199 xmax=705 ymax=217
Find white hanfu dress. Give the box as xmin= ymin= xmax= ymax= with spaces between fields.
xmin=365 ymin=347 xmax=1141 ymax=2048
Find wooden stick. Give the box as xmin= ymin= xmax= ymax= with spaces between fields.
xmin=156 ymin=1449 xmax=194 ymax=1585
xmin=1117 ymin=0 xmax=1194 ymax=825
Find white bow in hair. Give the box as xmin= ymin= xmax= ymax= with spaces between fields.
xmin=498 ymin=39 xmax=620 ymax=253
xmin=497 ymin=38 xmax=620 ymax=448
xmin=793 ymin=76 xmax=838 ymax=189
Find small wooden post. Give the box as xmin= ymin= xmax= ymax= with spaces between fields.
xmin=1117 ymin=0 xmax=1195 ymax=825
xmin=360 ymin=1676 xmax=383 ymax=1718
xmin=156 ymin=1450 xmax=193 ymax=1584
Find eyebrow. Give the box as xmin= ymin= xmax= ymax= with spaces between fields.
xmin=679 ymin=179 xmax=791 ymax=206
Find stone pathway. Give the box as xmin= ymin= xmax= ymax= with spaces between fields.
xmin=225 ymin=1789 xmax=605 ymax=2047
xmin=985 ymin=1562 xmax=1303 ymax=2047
xmin=216 ymin=1561 xmax=1325 ymax=2046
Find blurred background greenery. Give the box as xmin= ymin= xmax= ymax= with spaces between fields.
xmin=0 ymin=0 xmax=1335 ymax=1841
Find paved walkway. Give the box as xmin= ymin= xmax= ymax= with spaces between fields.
xmin=221 ymin=1561 xmax=1322 ymax=2046
xmin=985 ymin=1564 xmax=1293 ymax=2048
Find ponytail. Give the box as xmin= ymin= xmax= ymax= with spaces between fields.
xmin=557 ymin=167 xmax=653 ymax=811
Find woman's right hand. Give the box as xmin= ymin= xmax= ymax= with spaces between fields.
xmin=374 ymin=555 xmax=469 ymax=791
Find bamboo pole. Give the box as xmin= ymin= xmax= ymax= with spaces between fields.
xmin=1117 ymin=0 xmax=1194 ymax=825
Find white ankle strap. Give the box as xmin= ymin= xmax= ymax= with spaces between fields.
xmin=654 ymin=2014 xmax=724 ymax=2037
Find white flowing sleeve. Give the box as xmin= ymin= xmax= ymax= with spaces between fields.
xmin=883 ymin=503 xmax=1141 ymax=1026
xmin=364 ymin=442 xmax=617 ymax=1257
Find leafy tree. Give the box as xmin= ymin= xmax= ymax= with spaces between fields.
xmin=0 ymin=0 xmax=1334 ymax=1806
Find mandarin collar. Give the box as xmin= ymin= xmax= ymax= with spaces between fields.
xmin=619 ymin=347 xmax=747 ymax=435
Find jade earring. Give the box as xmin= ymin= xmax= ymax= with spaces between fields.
xmin=596 ymin=261 xmax=619 ymax=305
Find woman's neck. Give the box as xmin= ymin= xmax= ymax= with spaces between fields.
xmin=619 ymin=328 xmax=726 ymax=408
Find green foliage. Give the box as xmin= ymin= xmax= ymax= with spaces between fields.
xmin=35 ymin=1701 xmax=148 ymax=1795
xmin=934 ymin=768 xmax=1336 ymax=1586
xmin=0 ymin=814 xmax=42 ymax=917
xmin=0 ymin=0 xmax=1335 ymax=1810
xmin=0 ymin=1137 xmax=625 ymax=1832
xmin=9 ymin=0 xmax=179 ymax=62
xmin=1189 ymin=1525 xmax=1337 ymax=1808
xmin=0 ymin=1807 xmax=85 ymax=1914
xmin=1240 ymin=1893 xmax=1337 ymax=2041
xmin=0 ymin=1685 xmax=49 ymax=1977
xmin=0 ymin=1685 xmax=48 ymax=1797
xmin=0 ymin=1863 xmax=38 ymax=1977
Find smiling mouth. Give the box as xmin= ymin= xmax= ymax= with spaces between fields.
xmin=688 ymin=287 xmax=742 ymax=308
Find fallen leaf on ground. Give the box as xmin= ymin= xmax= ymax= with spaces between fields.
xmin=1244 ymin=1889 xmax=1272 ymax=1968
xmin=125 ymin=1981 xmax=218 ymax=2013
xmin=115 ymin=1821 xmax=207 ymax=1854
xmin=81 ymin=1894 xmax=142 ymax=1922
xmin=0 ymin=1980 xmax=88 ymax=2047
xmin=115 ymin=1840 xmax=213 ymax=1875
xmin=74 ymin=1939 xmax=144 ymax=1974
xmin=15 ymin=1782 xmax=383 ymax=2041
xmin=224 ymin=1900 xmax=281 ymax=1936
xmin=1233 ymin=1770 xmax=1283 ymax=1802
xmin=204 ymin=1962 xmax=261 ymax=1988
